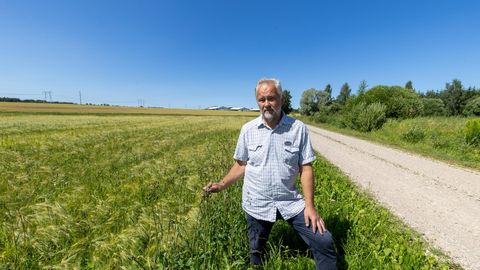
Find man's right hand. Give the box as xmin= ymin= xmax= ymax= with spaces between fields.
xmin=203 ymin=182 xmax=224 ymax=194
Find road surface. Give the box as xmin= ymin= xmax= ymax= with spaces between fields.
xmin=307 ymin=125 xmax=480 ymax=270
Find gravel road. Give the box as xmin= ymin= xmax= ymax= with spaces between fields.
xmin=307 ymin=125 xmax=480 ymax=270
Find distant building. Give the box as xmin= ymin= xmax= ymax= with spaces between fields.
xmin=249 ymin=108 xmax=260 ymax=112
xmin=230 ymin=107 xmax=250 ymax=111
xmin=206 ymin=106 xmax=230 ymax=110
xmin=207 ymin=105 xmax=258 ymax=112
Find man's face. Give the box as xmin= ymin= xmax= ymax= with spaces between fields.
xmin=256 ymin=82 xmax=283 ymax=122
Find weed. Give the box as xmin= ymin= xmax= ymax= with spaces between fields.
xmin=402 ymin=127 xmax=426 ymax=143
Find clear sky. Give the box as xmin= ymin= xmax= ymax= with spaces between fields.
xmin=1 ymin=0 xmax=479 ymax=109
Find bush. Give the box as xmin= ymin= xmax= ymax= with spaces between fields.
xmin=465 ymin=119 xmax=480 ymax=146
xmin=463 ymin=96 xmax=480 ymax=116
xmin=350 ymin=85 xmax=424 ymax=119
xmin=402 ymin=127 xmax=426 ymax=143
xmin=343 ymin=102 xmax=387 ymax=132
xmin=312 ymin=111 xmax=329 ymax=123
xmin=421 ymin=98 xmax=447 ymax=116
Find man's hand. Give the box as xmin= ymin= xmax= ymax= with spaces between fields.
xmin=203 ymin=182 xmax=224 ymax=194
xmin=202 ymin=160 xmax=245 ymax=195
xmin=304 ymin=206 xmax=326 ymax=235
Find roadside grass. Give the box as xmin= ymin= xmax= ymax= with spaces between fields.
xmin=0 ymin=113 xmax=460 ymax=269
xmin=298 ymin=115 xmax=480 ymax=171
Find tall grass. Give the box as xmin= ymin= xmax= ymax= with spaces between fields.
xmin=0 ymin=113 xmax=459 ymax=269
xmin=0 ymin=114 xmax=249 ymax=268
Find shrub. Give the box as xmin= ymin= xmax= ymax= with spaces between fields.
xmin=402 ymin=127 xmax=426 ymax=143
xmin=421 ymin=98 xmax=447 ymax=116
xmin=463 ymin=96 xmax=480 ymax=116
xmin=345 ymin=85 xmax=424 ymax=119
xmin=312 ymin=111 xmax=328 ymax=123
xmin=465 ymin=119 xmax=480 ymax=146
xmin=343 ymin=102 xmax=387 ymax=132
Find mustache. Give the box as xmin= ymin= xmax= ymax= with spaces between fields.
xmin=263 ymin=108 xmax=277 ymax=112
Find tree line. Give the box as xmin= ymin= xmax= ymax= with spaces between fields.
xmin=298 ymin=79 xmax=480 ymax=132
xmin=0 ymin=97 xmax=75 ymax=105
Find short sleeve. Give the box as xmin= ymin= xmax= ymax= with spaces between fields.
xmin=233 ymin=126 xmax=248 ymax=161
xmin=299 ymin=125 xmax=316 ymax=165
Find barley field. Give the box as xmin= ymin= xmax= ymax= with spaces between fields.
xmin=0 ymin=104 xmax=458 ymax=269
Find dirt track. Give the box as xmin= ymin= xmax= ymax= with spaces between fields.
xmin=307 ymin=125 xmax=480 ymax=270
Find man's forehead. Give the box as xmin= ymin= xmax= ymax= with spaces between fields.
xmin=257 ymin=82 xmax=278 ymax=95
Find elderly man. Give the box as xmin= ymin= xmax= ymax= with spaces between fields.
xmin=203 ymin=78 xmax=337 ymax=269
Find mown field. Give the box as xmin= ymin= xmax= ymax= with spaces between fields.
xmin=0 ymin=104 xmax=459 ymax=269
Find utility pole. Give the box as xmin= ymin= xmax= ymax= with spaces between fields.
xmin=79 ymin=91 xmax=82 ymax=105
xmin=42 ymin=90 xmax=52 ymax=102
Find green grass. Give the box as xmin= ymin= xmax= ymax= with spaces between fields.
xmin=178 ymin=158 xmax=459 ymax=269
xmin=298 ymin=115 xmax=480 ymax=171
xmin=0 ymin=112 xmax=460 ymax=269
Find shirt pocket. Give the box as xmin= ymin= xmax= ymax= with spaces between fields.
xmin=283 ymin=145 xmax=300 ymax=167
xmin=247 ymin=144 xmax=263 ymax=166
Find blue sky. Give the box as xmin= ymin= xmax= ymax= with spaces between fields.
xmin=1 ymin=1 xmax=479 ymax=109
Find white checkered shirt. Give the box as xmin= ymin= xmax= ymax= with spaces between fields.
xmin=234 ymin=113 xmax=316 ymax=222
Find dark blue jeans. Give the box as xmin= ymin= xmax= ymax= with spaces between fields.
xmin=246 ymin=209 xmax=337 ymax=270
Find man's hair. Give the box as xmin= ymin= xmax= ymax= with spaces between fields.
xmin=255 ymin=78 xmax=283 ymax=96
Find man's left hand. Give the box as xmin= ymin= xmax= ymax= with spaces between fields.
xmin=304 ymin=206 xmax=326 ymax=235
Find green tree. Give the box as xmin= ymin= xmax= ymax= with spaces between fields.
xmin=351 ymin=85 xmax=423 ymax=118
xmin=405 ymin=80 xmax=414 ymax=90
xmin=463 ymin=96 xmax=480 ymax=116
xmin=358 ymin=80 xmax=368 ymax=95
xmin=337 ymin=83 xmax=351 ymax=105
xmin=281 ymin=90 xmax=293 ymax=114
xmin=324 ymin=84 xmax=332 ymax=96
xmin=422 ymin=90 xmax=440 ymax=99
xmin=300 ymin=88 xmax=321 ymax=115
xmin=318 ymin=84 xmax=333 ymax=107
xmin=421 ymin=98 xmax=447 ymax=116
xmin=440 ymin=79 xmax=468 ymax=115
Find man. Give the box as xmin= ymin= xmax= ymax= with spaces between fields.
xmin=203 ymin=78 xmax=337 ymax=269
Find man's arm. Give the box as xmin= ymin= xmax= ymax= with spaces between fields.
xmin=300 ymin=163 xmax=326 ymax=234
xmin=203 ymin=160 xmax=246 ymax=193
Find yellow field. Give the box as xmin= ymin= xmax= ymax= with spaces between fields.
xmin=0 ymin=102 xmax=259 ymax=116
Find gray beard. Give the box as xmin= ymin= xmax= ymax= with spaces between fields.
xmin=262 ymin=109 xmax=279 ymax=122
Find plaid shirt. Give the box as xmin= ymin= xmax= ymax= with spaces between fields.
xmin=234 ymin=113 xmax=316 ymax=222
